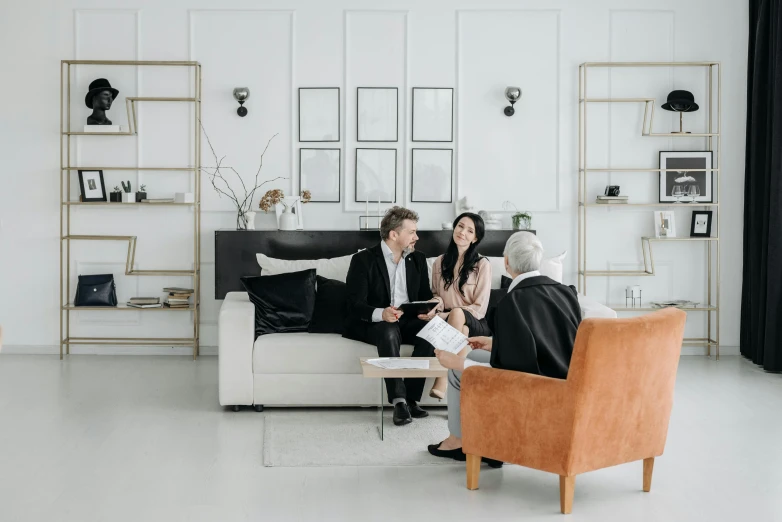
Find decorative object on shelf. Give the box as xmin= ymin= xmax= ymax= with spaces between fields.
xmin=625 ymin=285 xmax=642 ymax=308
xmin=605 ymin=185 xmax=621 ymax=197
xmin=659 ymin=151 xmax=713 ymax=203
xmin=300 ymin=148 xmax=340 ymax=202
xmin=200 ymin=121 xmax=285 ymax=230
xmin=596 ymin=195 xmax=628 ymax=204
xmin=355 ymin=148 xmax=396 ymax=203
xmin=74 ymin=274 xmax=117 ymax=307
xmin=661 ymin=90 xmax=699 ymax=134
xmin=411 ymin=148 xmax=453 ymax=202
xmin=654 ymin=210 xmax=676 ymax=238
xmin=260 ymin=190 xmax=303 ymax=231
xmin=690 ymin=210 xmax=713 ymax=237
xmin=135 ymin=184 xmax=147 ymax=203
xmin=299 ymin=88 xmax=339 ymax=142
xmin=441 ymin=221 xmax=453 ymax=230
xmin=504 ymin=86 xmax=521 ymax=116
xmin=233 ymin=87 xmax=250 ymax=117
xmin=77 ymin=170 xmax=107 ymax=202
xmin=120 ymin=180 xmax=135 ymax=203
xmin=502 ymin=201 xmax=532 ymax=230
xmin=85 ymin=78 xmax=118 ymax=125
xmin=110 ymin=186 xmax=122 ymax=203
xmin=479 ymin=210 xmax=503 ymax=230
xmin=174 ymin=192 xmax=194 ymax=203
xmin=245 ymin=211 xmax=257 ymax=230
xmin=650 ymin=299 xmax=699 ymax=309
xmin=357 ymin=87 xmax=398 ymax=142
xmin=456 ymin=196 xmax=476 ymax=217
xmin=412 ymin=87 xmax=453 ymax=142
xmin=359 ymin=215 xmax=384 ymax=230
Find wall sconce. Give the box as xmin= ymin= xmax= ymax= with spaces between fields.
xmin=233 ymin=87 xmax=250 ymax=117
xmin=504 ymin=86 xmax=521 ymax=117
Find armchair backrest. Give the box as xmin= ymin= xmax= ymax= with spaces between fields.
xmin=564 ymin=308 xmax=686 ymax=475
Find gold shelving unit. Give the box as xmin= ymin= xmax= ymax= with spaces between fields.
xmin=59 ymin=60 xmax=202 ymax=360
xmin=577 ymin=61 xmax=721 ymax=358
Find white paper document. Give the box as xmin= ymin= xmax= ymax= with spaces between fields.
xmin=366 ymin=358 xmax=430 ymax=370
xmin=415 ymin=316 xmax=469 ymax=354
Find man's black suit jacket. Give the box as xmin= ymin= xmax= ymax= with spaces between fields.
xmin=343 ymin=243 xmax=434 ymax=342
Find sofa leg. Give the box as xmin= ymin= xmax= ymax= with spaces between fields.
xmin=643 ymin=457 xmax=654 ymax=492
xmin=559 ymin=475 xmax=575 ymax=514
xmin=231 ymin=405 xmax=240 ymax=412
xmin=466 ymin=454 xmax=481 ymax=490
xmin=254 ymin=405 xmax=264 ymax=412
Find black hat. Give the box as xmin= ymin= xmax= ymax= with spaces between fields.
xmin=85 ymin=78 xmax=119 ymax=108
xmin=661 ymin=90 xmax=699 ymax=112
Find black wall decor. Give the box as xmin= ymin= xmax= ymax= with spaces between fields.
xmin=412 ymin=87 xmax=454 ymax=142
xmin=85 ymin=78 xmax=118 ymax=126
xmin=299 ymin=148 xmax=341 ymax=202
xmin=298 ymin=87 xmax=340 ymax=142
xmin=355 ymin=148 xmax=397 ymax=203
xmin=411 ymin=148 xmax=453 ymax=203
xmin=357 ymin=87 xmax=398 ymax=142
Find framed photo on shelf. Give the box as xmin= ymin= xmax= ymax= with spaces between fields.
xmin=299 ymin=148 xmax=340 ymax=202
xmin=275 ymin=196 xmax=303 ymax=230
xmin=412 ymin=87 xmax=453 ymax=142
xmin=690 ymin=210 xmax=713 ymax=237
xmin=411 ymin=148 xmax=453 ymax=203
xmin=659 ymin=151 xmax=713 ymax=203
xmin=298 ymin=88 xmax=340 ymax=142
xmin=77 ymin=170 xmax=107 ymax=202
xmin=653 ymin=210 xmax=676 ymax=238
xmin=355 ymin=148 xmax=396 ymax=203
xmin=357 ymin=87 xmax=398 ymax=142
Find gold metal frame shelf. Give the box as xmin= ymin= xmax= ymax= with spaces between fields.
xmin=578 ymin=61 xmax=721 ymax=358
xmin=60 ymin=59 xmax=202 ymax=359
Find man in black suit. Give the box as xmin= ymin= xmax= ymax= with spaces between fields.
xmin=344 ymin=206 xmax=437 ymax=426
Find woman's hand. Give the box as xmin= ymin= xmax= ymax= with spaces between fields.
xmin=418 ymin=305 xmax=438 ymax=322
xmin=435 ymin=349 xmax=466 ymax=371
xmin=468 ymin=336 xmax=493 ymax=351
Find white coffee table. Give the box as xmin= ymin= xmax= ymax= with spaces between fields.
xmin=360 ymin=357 xmax=448 ymax=440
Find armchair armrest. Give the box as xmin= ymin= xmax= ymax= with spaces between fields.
xmin=218 ymin=292 xmax=255 ymax=406
xmin=461 ymin=367 xmax=575 ymax=476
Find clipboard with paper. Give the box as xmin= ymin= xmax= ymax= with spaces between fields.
xmin=415 ymin=315 xmax=469 ymax=354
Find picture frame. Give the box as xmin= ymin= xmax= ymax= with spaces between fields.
xmin=298 ymin=88 xmax=340 ymax=142
xmin=357 ymin=87 xmax=398 ymax=142
xmin=299 ymin=148 xmax=340 ymax=203
xmin=653 ymin=210 xmax=677 ymax=238
xmin=690 ymin=210 xmax=713 ymax=237
xmin=411 ymin=148 xmax=453 ymax=203
xmin=275 ymin=196 xmax=303 ymax=230
xmin=77 ymin=170 xmax=107 ymax=202
xmin=659 ymin=151 xmax=713 ymax=203
xmin=355 ymin=148 xmax=397 ymax=203
xmin=412 ymin=87 xmax=454 ymax=142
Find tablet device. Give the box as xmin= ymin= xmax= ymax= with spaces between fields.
xmin=399 ymin=301 xmax=437 ymax=316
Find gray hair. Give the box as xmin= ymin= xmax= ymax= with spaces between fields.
xmin=380 ymin=206 xmax=419 ymax=240
xmin=503 ymin=231 xmax=544 ymax=274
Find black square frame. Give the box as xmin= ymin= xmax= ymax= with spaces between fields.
xmin=356 ymin=87 xmax=398 ymax=142
xmin=411 ymin=87 xmax=454 ymax=142
xmin=298 ymin=87 xmax=340 ymax=143
xmin=411 ymin=148 xmax=453 ymax=203
xmin=690 ymin=210 xmax=713 ymax=237
xmin=77 ymin=170 xmax=107 ymax=202
xmin=355 ymin=148 xmax=397 ymax=203
xmin=298 ymin=148 xmax=341 ymax=203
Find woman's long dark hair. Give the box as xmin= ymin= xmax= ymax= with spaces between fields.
xmin=441 ymin=212 xmax=486 ymax=295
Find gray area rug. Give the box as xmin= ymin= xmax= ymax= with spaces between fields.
xmin=262 ymin=408 xmax=457 ymax=467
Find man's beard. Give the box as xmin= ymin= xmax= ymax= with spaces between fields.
xmin=403 ymin=242 xmax=416 ymax=255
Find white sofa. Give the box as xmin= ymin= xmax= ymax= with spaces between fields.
xmin=218 ymin=255 xmax=617 ymax=410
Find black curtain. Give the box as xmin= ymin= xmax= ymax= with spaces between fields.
xmin=741 ymin=0 xmax=782 ymax=371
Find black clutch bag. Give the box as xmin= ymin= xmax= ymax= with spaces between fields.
xmin=74 ymin=274 xmax=117 ymax=307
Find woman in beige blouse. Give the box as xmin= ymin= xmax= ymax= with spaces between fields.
xmin=420 ymin=213 xmax=492 ymax=399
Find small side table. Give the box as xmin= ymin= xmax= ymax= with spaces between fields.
xmin=359 ymin=357 xmax=448 ymax=440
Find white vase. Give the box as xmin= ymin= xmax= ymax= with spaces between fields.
xmin=122 ymin=193 xmax=135 ymax=203
xmin=245 ymin=211 xmax=257 ymax=230
xmin=279 ymin=207 xmax=298 ymax=231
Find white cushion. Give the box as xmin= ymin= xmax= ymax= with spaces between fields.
xmin=256 ymin=253 xmax=354 ymax=282
xmin=486 ymin=251 xmax=566 ymax=287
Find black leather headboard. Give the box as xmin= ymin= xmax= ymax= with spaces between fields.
xmin=214 ymin=229 xmax=531 ymax=299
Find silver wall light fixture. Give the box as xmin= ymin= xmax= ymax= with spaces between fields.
xmin=504 ymin=86 xmax=521 ymax=117
xmin=233 ymin=87 xmax=250 ymax=117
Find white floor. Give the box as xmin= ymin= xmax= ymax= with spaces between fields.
xmin=0 ymin=355 xmax=780 ymax=522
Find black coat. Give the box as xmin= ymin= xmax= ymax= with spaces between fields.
xmin=343 ymin=243 xmax=434 ymax=341
xmin=490 ymin=275 xmax=582 ymax=379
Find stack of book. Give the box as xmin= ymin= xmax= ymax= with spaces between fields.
xmin=596 ymin=195 xmax=629 ymax=204
xmin=164 ymin=287 xmax=194 ymax=309
xmin=127 ymin=297 xmax=162 ymax=309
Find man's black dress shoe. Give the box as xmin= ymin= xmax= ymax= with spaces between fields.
xmin=393 ymin=402 xmax=412 ymax=426
xmin=482 ymin=457 xmax=504 ymax=469
xmin=407 ymin=400 xmax=429 ymax=418
xmin=427 ymin=442 xmax=466 ymax=461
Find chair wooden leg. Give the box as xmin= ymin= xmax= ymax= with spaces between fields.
xmin=559 ymin=475 xmax=575 ymax=514
xmin=466 ymin=454 xmax=481 ymax=490
xmin=643 ymin=457 xmax=654 ymax=492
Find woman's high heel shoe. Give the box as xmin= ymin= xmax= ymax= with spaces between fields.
xmin=429 ymin=388 xmax=446 ymax=401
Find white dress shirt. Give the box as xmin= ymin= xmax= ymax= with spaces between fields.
xmin=371 ymin=241 xmax=411 ymax=322
xmin=463 ymin=270 xmax=541 ymax=369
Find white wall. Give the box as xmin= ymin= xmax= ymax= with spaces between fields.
xmin=0 ymin=0 xmax=747 ymax=354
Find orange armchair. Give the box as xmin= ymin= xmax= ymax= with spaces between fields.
xmin=461 ymin=308 xmax=686 ymax=514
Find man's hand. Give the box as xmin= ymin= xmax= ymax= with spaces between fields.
xmin=435 ymin=349 xmax=466 ymax=371
xmin=468 ymin=336 xmax=493 ymax=351
xmin=382 ymin=307 xmax=403 ymax=323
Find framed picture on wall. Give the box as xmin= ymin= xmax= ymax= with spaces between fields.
xmin=299 ymin=88 xmax=340 ymax=142
xmin=690 ymin=210 xmax=713 ymax=237
xmin=77 ymin=170 xmax=107 ymax=202
xmin=412 ymin=88 xmax=453 ymax=142
xmin=299 ymin=148 xmax=340 ymax=203
xmin=355 ymin=148 xmax=396 ymax=203
xmin=411 ymin=148 xmax=453 ymax=203
xmin=659 ymin=151 xmax=713 ymax=203
xmin=357 ymin=87 xmax=398 ymax=142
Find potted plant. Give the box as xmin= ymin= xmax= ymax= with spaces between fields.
xmin=136 ymin=184 xmax=147 ymax=202
xmin=110 ymin=185 xmax=123 ymax=203
xmin=120 ymin=181 xmax=134 ymax=203
xmin=502 ymin=201 xmax=532 ymax=230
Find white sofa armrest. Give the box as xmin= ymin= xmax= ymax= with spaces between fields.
xmin=578 ymin=293 xmax=618 ymax=319
xmin=218 ymin=292 xmax=255 ymax=406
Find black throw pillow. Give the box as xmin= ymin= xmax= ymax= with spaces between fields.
xmin=308 ymin=276 xmax=347 ymax=334
xmin=241 ymin=269 xmax=317 ymax=338
xmin=500 ymin=275 xmax=512 ymax=289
